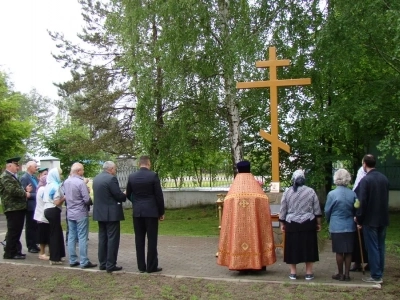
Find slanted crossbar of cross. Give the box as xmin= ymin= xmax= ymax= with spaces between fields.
xmin=237 ymin=47 xmax=311 ymax=183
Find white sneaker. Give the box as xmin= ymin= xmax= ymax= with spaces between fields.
xmin=362 ymin=277 xmax=383 ymax=284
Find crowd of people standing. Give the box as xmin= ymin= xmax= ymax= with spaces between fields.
xmin=0 ymin=154 xmax=390 ymax=283
xmin=0 ymin=155 xmax=165 ymax=274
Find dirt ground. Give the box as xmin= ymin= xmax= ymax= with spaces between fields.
xmin=1 ymin=254 xmax=399 ymax=300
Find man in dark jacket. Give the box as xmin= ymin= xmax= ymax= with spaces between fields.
xmin=92 ymin=161 xmax=127 ymax=273
xmin=126 ymin=155 xmax=165 ymax=273
xmin=356 ymin=154 xmax=389 ymax=284
xmin=0 ymin=157 xmax=32 ymax=259
xmin=20 ymin=160 xmax=40 ymax=253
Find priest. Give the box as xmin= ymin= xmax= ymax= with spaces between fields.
xmin=217 ymin=160 xmax=276 ymax=271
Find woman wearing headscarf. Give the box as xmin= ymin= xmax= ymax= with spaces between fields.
xmin=43 ymin=168 xmax=66 ymax=265
xmin=325 ymin=169 xmax=357 ymax=281
xmin=33 ymin=175 xmax=50 ymax=260
xmin=279 ymin=170 xmax=322 ymax=280
xmin=350 ymin=166 xmax=369 ymax=272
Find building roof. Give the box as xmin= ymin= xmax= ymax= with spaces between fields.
xmin=37 ymin=156 xmax=60 ymax=161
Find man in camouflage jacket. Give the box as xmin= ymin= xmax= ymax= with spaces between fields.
xmin=0 ymin=157 xmax=31 ymax=259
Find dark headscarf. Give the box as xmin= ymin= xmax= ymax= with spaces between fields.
xmin=292 ymin=170 xmax=305 ymax=192
xmin=38 ymin=175 xmax=47 ymax=189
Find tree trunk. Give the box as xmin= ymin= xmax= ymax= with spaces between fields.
xmin=218 ymin=0 xmax=243 ymax=175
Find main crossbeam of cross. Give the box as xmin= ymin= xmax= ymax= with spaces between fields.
xmin=237 ymin=47 xmax=311 ymax=183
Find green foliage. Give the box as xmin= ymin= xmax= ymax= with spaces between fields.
xmin=377 ymin=118 xmax=400 ymax=160
xmin=50 ymin=0 xmax=400 ymax=196
xmin=43 ymin=118 xmax=108 ymax=177
xmin=0 ymin=72 xmax=32 ymax=163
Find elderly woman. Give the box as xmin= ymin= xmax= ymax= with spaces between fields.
xmin=279 ymin=170 xmax=322 ymax=280
xmin=325 ymin=169 xmax=357 ymax=281
xmin=43 ymin=168 xmax=66 ymax=265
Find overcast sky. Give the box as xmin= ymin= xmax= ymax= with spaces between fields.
xmin=0 ymin=0 xmax=84 ymax=99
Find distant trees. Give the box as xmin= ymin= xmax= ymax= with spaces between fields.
xmin=0 ymin=72 xmax=32 ymax=163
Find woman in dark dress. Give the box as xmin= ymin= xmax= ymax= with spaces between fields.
xmin=279 ymin=170 xmax=322 ymax=280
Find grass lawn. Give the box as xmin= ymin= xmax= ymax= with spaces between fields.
xmin=88 ymin=204 xmax=221 ymax=236
xmin=386 ymin=210 xmax=400 ymax=255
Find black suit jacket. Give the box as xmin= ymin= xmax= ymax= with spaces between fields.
xmin=126 ymin=167 xmax=165 ymax=218
xmin=356 ymin=169 xmax=389 ymax=227
xmin=20 ymin=173 xmax=37 ymax=211
xmin=92 ymin=171 xmax=127 ymax=222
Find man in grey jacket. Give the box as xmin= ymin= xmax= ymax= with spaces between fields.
xmin=93 ymin=161 xmax=127 ymax=273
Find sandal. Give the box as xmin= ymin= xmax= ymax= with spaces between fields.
xmin=38 ymin=254 xmax=50 ymax=260
xmin=332 ymin=274 xmax=344 ymax=281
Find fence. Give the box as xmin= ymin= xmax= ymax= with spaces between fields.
xmin=160 ymin=174 xmax=234 ymax=189
xmin=114 ymin=159 xmax=273 ymax=190
xmin=116 ymin=164 xmax=138 ymax=190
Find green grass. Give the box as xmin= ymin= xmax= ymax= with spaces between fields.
xmin=387 ymin=211 xmax=400 ymax=255
xmin=88 ymin=204 xmax=221 ymax=236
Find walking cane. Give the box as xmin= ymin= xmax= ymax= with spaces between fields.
xmin=357 ymin=226 xmax=365 ymax=275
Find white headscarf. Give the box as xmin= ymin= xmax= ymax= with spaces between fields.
xmin=43 ymin=168 xmax=62 ymax=204
xmin=292 ymin=170 xmax=305 ymax=192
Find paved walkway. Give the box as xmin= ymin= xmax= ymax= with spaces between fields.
xmin=0 ymin=213 xmax=379 ymax=288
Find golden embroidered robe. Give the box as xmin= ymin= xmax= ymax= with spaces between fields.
xmin=217 ymin=173 xmax=276 ymax=270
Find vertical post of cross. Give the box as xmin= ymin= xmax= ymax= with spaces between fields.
xmin=236 ymin=47 xmax=311 ymax=190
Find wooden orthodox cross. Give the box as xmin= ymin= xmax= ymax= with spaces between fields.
xmin=237 ymin=47 xmax=311 ymax=191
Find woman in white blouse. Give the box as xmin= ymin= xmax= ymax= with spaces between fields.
xmin=33 ymin=175 xmax=50 ymax=260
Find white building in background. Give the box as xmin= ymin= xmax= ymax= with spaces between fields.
xmin=37 ymin=156 xmax=61 ymax=170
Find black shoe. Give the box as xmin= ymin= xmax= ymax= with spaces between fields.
xmin=99 ymin=266 xmax=106 ymax=271
xmin=69 ymin=262 xmax=80 ymax=267
xmin=81 ymin=262 xmax=98 ymax=269
xmin=147 ymin=267 xmax=162 ymax=273
xmin=17 ymin=252 xmax=26 ymax=257
xmin=139 ymin=269 xmax=146 ymax=273
xmin=107 ymin=266 xmax=123 ymax=273
xmin=28 ymin=248 xmax=39 ymax=253
xmin=4 ymin=255 xmax=26 ymax=260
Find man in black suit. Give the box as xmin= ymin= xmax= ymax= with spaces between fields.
xmin=93 ymin=161 xmax=127 ymax=273
xmin=355 ymin=154 xmax=389 ymax=284
xmin=126 ymin=155 xmax=165 ymax=273
xmin=20 ymin=160 xmax=40 ymax=253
